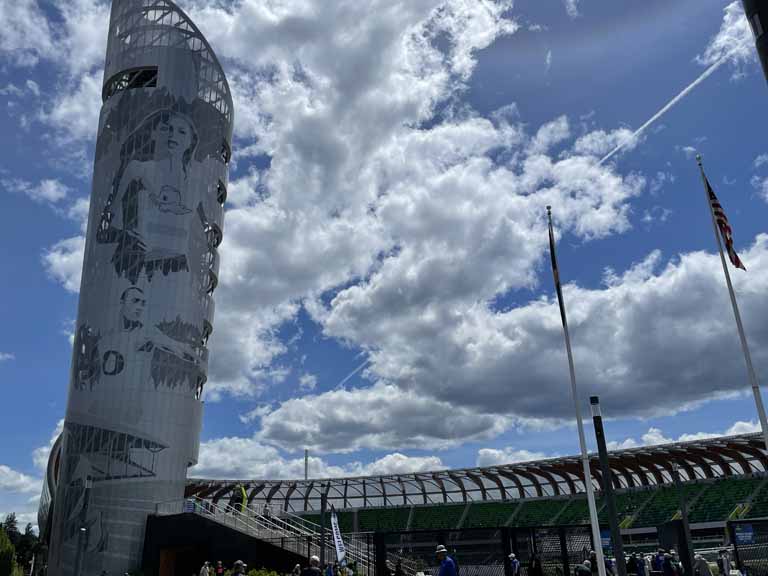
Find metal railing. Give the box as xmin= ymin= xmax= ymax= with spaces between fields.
xmin=156 ymin=498 xmax=393 ymax=575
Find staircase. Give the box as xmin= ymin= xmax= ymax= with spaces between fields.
xmin=156 ymin=498 xmax=415 ymax=576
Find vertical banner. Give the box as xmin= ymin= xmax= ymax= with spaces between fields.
xmin=331 ymin=507 xmax=347 ymax=566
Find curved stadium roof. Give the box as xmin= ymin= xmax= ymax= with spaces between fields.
xmin=186 ymin=433 xmax=768 ymax=513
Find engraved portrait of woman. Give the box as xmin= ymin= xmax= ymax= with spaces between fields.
xmin=96 ymin=109 xmax=200 ymax=284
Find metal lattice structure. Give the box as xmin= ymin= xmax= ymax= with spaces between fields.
xmin=44 ymin=1 xmax=233 ymax=574
xmin=185 ymin=433 xmax=768 ymax=512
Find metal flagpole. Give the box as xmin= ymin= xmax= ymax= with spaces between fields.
xmin=696 ymin=154 xmax=768 ymax=451
xmin=546 ymin=206 xmax=607 ymax=576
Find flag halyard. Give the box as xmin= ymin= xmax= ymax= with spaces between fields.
xmin=706 ymin=176 xmax=746 ymax=271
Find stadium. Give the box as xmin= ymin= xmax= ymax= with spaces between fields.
xmin=39 ymin=431 xmax=768 ymax=575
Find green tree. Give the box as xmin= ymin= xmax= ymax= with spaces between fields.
xmin=1 ymin=516 xmax=18 ymax=549
xmin=0 ymin=527 xmax=16 ymax=576
xmin=15 ymin=524 xmax=38 ymax=570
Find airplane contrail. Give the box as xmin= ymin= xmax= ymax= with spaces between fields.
xmin=599 ymin=53 xmax=730 ymax=165
xmin=335 ymin=358 xmax=370 ymax=389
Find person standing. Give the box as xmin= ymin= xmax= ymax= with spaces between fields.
xmin=576 ymin=561 xmax=593 ymax=576
xmin=199 ymin=562 xmax=211 ymax=576
xmin=292 ymin=565 xmax=302 ymax=576
xmin=436 ymin=545 xmax=457 ymax=576
xmin=215 ymin=561 xmax=224 ymax=576
xmin=693 ymin=555 xmax=712 ymax=576
xmin=508 ymin=554 xmax=520 ymax=576
xmin=717 ymin=551 xmax=732 ymax=576
xmin=302 ymin=556 xmax=323 ymax=576
xmin=636 ymin=554 xmax=647 ymax=576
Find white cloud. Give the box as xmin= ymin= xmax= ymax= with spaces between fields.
xmin=563 ymin=0 xmax=580 ymax=19
xmin=258 ymin=382 xmax=510 ymax=453
xmin=607 ymin=420 xmax=763 ymax=452
xmin=192 ymin=437 xmax=444 ymax=479
xmin=573 ymin=128 xmax=637 ymax=158
xmin=476 ymin=447 xmax=549 ymax=467
xmin=299 ymin=373 xmax=318 ymax=391
xmin=42 ymin=236 xmax=85 ymax=293
xmin=0 ymin=466 xmax=40 ymax=494
xmin=0 ymin=0 xmax=55 ymax=66
xmin=2 ymin=178 xmax=69 ymax=204
xmin=32 ymin=419 xmax=64 ymax=473
xmin=0 ymin=352 xmax=14 ymax=362
xmin=754 ymin=154 xmax=768 ymax=170
xmin=697 ymin=1 xmax=754 ymax=80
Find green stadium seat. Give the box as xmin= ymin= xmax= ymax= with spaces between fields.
xmin=510 ymin=498 xmax=569 ymax=527
xmin=633 ymin=484 xmax=705 ymax=528
xmin=463 ymin=502 xmax=518 ymax=528
xmin=357 ymin=507 xmax=411 ymax=532
xmin=410 ymin=504 xmax=465 ymax=530
xmin=745 ymin=481 xmax=768 ymax=519
xmin=688 ymin=477 xmax=763 ymax=523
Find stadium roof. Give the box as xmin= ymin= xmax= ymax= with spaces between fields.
xmin=185 ymin=433 xmax=768 ymax=513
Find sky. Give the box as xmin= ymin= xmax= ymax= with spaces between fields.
xmin=1 ymin=0 xmax=768 ymax=529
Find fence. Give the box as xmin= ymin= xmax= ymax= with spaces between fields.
xmin=373 ymin=526 xmax=595 ymax=576
xmin=730 ymin=519 xmax=768 ymax=576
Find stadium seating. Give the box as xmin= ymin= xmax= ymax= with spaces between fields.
xmin=357 ymin=507 xmax=411 ymax=532
xmin=511 ymin=498 xmax=569 ymax=527
xmin=633 ymin=484 xmax=705 ymax=528
xmin=557 ymin=497 xmax=589 ymax=525
xmin=299 ymin=475 xmax=768 ymax=534
xmin=463 ymin=501 xmax=518 ymax=528
xmin=410 ymin=504 xmax=465 ymax=530
xmin=688 ymin=476 xmax=764 ymax=523
xmin=745 ymin=480 xmax=768 ymax=518
xmin=598 ymin=490 xmax=654 ymax=525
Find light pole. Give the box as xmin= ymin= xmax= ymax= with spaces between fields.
xmin=671 ymin=463 xmax=694 ymax=576
xmin=590 ymin=397 xmax=626 ymax=576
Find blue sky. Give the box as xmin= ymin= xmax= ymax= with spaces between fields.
xmin=1 ymin=0 xmax=768 ymax=526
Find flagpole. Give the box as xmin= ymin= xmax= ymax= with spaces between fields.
xmin=547 ymin=206 xmax=607 ymax=576
xmin=696 ymin=154 xmax=768 ymax=451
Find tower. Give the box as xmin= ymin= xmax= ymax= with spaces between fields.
xmin=45 ymin=1 xmax=233 ymax=574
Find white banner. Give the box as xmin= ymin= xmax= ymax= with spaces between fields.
xmin=330 ymin=508 xmax=347 ymax=566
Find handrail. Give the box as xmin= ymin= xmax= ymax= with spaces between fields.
xmin=155 ymin=498 xmax=419 ymax=576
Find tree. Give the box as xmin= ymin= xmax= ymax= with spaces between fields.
xmin=15 ymin=524 xmax=38 ymax=571
xmin=0 ymin=527 xmax=16 ymax=576
xmin=1 ymin=517 xmax=18 ymax=549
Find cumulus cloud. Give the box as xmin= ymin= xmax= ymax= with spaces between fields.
xmin=0 ymin=352 xmax=14 ymax=362
xmin=32 ymin=419 xmax=64 ymax=473
xmin=191 ymin=436 xmax=444 ymax=479
xmin=0 ymin=0 xmax=55 ymax=66
xmin=2 ymin=178 xmax=69 ymax=204
xmin=0 ymin=466 xmax=40 ymax=494
xmin=696 ymin=1 xmax=754 ymax=79
xmin=42 ymin=236 xmax=85 ymax=293
xmin=258 ymin=382 xmax=510 ymax=453
xmin=563 ymin=0 xmax=580 ymax=19
xmin=607 ymin=421 xmax=762 ymax=451
xmin=476 ymin=447 xmax=549 ymax=467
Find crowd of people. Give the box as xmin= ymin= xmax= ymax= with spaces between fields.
xmin=566 ymin=548 xmax=737 ymax=576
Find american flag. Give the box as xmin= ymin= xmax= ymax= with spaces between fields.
xmin=706 ymin=176 xmax=746 ymax=271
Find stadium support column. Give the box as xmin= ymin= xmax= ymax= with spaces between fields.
xmin=589 ymin=397 xmax=626 ymax=576
xmin=743 ymin=1 xmax=768 ymax=84
xmin=45 ymin=1 xmax=233 ymax=575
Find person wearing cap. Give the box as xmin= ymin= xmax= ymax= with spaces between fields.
xmin=302 ymin=556 xmax=323 ymax=576
xmin=233 ymin=561 xmax=247 ymax=576
xmin=508 ymin=554 xmax=520 ymax=576
xmin=436 ymin=545 xmax=457 ymax=576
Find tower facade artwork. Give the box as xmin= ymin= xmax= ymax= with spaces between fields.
xmin=44 ymin=1 xmax=233 ymax=574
